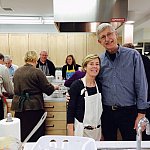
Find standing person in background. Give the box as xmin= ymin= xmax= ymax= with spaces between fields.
xmin=62 ymin=54 xmax=81 ymax=80
xmin=36 ymin=50 xmax=55 ymax=76
xmin=0 ymin=63 xmax=14 ymax=120
xmin=4 ymin=55 xmax=18 ymax=77
xmin=11 ymin=51 xmax=59 ymax=142
xmin=123 ymin=42 xmax=150 ymax=141
xmin=0 ymin=53 xmax=4 ymax=65
xmin=96 ymin=23 xmax=148 ymax=141
xmin=67 ymin=54 xmax=102 ymax=141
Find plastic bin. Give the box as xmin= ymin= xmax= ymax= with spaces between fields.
xmin=31 ymin=135 xmax=97 ymax=150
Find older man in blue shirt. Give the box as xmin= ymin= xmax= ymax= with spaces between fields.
xmin=96 ymin=23 xmax=149 ymax=141
xmin=4 ymin=55 xmax=18 ymax=77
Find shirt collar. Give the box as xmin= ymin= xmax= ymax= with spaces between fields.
xmin=105 ymin=44 xmax=121 ymax=60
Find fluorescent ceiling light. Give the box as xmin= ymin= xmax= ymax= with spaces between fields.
xmin=0 ymin=16 xmax=54 ymax=24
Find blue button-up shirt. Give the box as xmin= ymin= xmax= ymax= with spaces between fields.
xmin=7 ymin=64 xmax=18 ymax=77
xmin=99 ymin=46 xmax=148 ymax=109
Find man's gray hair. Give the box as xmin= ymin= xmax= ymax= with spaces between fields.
xmin=4 ymin=55 xmax=12 ymax=61
xmin=96 ymin=23 xmax=115 ymax=40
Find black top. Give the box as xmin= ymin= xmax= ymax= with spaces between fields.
xmin=36 ymin=59 xmax=55 ymax=76
xmin=141 ymin=55 xmax=150 ymax=101
xmin=62 ymin=64 xmax=81 ymax=79
xmin=140 ymin=55 xmax=150 ymax=120
xmin=67 ymin=79 xmax=102 ymax=124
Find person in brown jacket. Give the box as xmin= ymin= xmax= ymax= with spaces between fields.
xmin=11 ymin=51 xmax=59 ymax=142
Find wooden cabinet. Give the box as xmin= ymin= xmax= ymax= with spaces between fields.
xmin=48 ymin=33 xmax=68 ymax=67
xmin=7 ymin=101 xmax=11 ymax=113
xmin=9 ymin=34 xmax=29 ymax=67
xmin=44 ymin=101 xmax=67 ymax=135
xmin=7 ymin=100 xmax=67 ymax=135
xmin=1 ymin=33 xmax=122 ymax=67
xmin=7 ymin=100 xmax=15 ymax=117
xmin=28 ymin=34 xmax=49 ymax=55
xmin=67 ymin=33 xmax=87 ymax=65
xmin=0 ymin=34 xmax=9 ymax=55
xmin=86 ymin=33 xmax=105 ymax=55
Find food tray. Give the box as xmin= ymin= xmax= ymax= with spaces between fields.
xmin=31 ymin=135 xmax=97 ymax=150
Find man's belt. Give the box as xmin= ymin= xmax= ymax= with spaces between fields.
xmin=103 ymin=105 xmax=136 ymax=111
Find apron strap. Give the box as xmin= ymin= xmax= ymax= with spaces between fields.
xmin=18 ymin=93 xmax=30 ymax=111
xmin=80 ymin=77 xmax=100 ymax=97
xmin=67 ymin=65 xmax=75 ymax=72
xmin=67 ymin=65 xmax=69 ymax=71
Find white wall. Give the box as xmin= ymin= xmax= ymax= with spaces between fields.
xmin=134 ymin=28 xmax=150 ymax=43
xmin=0 ymin=24 xmax=58 ymax=33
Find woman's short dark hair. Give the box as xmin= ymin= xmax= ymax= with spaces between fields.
xmin=0 ymin=53 xmax=4 ymax=61
xmin=122 ymin=43 xmax=135 ymax=49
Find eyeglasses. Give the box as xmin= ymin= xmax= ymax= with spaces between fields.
xmin=40 ymin=54 xmax=48 ymax=56
xmin=99 ymin=31 xmax=114 ymax=41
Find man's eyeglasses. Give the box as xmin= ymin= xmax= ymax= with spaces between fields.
xmin=100 ymin=31 xmax=114 ymax=41
xmin=40 ymin=54 xmax=48 ymax=56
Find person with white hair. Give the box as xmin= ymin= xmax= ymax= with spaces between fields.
xmin=36 ymin=50 xmax=55 ymax=76
xmin=96 ymin=23 xmax=149 ymax=141
xmin=4 ymin=55 xmax=18 ymax=76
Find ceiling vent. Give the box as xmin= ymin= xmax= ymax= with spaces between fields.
xmin=2 ymin=7 xmax=13 ymax=11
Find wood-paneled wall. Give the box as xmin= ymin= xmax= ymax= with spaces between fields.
xmin=0 ymin=33 xmax=122 ymax=67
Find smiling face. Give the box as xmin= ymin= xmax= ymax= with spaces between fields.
xmin=40 ymin=51 xmax=48 ymax=63
xmin=5 ymin=59 xmax=12 ymax=68
xmin=84 ymin=58 xmax=100 ymax=77
xmin=66 ymin=56 xmax=73 ymax=65
xmin=97 ymin=26 xmax=119 ymax=54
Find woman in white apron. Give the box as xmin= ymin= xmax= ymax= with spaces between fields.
xmin=67 ymin=54 xmax=102 ymax=141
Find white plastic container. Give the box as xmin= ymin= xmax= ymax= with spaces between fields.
xmin=46 ymin=76 xmax=54 ymax=83
xmin=31 ymin=135 xmax=97 ymax=150
xmin=55 ymin=70 xmax=62 ymax=81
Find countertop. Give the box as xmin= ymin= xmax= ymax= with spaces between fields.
xmin=24 ymin=141 xmax=150 ymax=150
xmin=6 ymin=95 xmax=66 ymax=103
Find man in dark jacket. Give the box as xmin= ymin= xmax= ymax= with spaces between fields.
xmin=140 ymin=54 xmax=150 ymax=140
xmin=36 ymin=50 xmax=55 ymax=76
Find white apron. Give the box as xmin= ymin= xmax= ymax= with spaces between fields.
xmin=74 ymin=77 xmax=103 ymax=141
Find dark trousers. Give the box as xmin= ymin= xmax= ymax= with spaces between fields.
xmin=101 ymin=105 xmax=137 ymax=141
xmin=15 ymin=109 xmax=45 ymax=142
xmin=0 ymin=98 xmax=4 ymax=120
